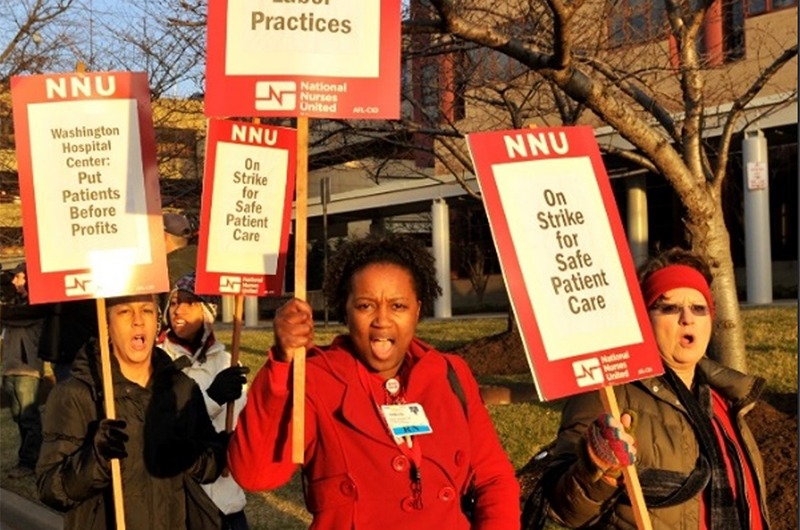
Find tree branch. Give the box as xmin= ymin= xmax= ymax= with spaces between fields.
xmin=429 ymin=0 xmax=712 ymax=216
xmin=714 ymin=44 xmax=799 ymax=188
xmin=584 ymin=57 xmax=680 ymax=143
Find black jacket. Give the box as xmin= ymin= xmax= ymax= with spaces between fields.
xmin=38 ymin=300 xmax=98 ymax=364
xmin=1 ymin=293 xmax=49 ymax=376
xmin=36 ymin=342 xmax=226 ymax=530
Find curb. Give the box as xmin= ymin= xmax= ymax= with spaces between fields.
xmin=0 ymin=488 xmax=62 ymax=530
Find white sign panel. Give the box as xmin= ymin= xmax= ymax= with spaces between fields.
xmin=492 ymin=156 xmax=643 ymax=360
xmin=225 ymin=0 xmax=380 ymax=77
xmin=27 ymin=99 xmax=151 ymax=273
xmin=206 ymin=142 xmax=290 ymax=275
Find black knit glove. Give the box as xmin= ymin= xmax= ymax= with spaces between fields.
xmin=206 ymin=366 xmax=250 ymax=406
xmin=93 ymin=419 xmax=129 ymax=461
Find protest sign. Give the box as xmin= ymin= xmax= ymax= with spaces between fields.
xmin=467 ymin=126 xmax=662 ymax=402
xmin=195 ymin=119 xmax=296 ymax=296
xmin=11 ymin=71 xmax=167 ymax=304
xmin=205 ymin=0 xmax=400 ymax=119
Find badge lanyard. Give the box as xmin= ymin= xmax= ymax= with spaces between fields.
xmin=356 ymin=360 xmax=424 ymax=508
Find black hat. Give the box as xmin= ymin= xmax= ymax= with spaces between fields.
xmin=11 ymin=262 xmax=26 ymax=276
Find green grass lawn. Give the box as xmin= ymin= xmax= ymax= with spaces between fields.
xmin=1 ymin=305 xmax=796 ymax=528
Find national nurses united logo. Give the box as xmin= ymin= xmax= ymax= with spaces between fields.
xmin=65 ymin=273 xmax=97 ymax=297
xmin=255 ymin=81 xmax=296 ymax=111
xmin=572 ymin=358 xmax=604 ymax=387
xmin=219 ymin=275 xmax=242 ymax=293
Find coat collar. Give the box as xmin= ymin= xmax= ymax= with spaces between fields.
xmin=635 ymin=357 xmax=764 ymax=412
xmin=321 ymin=336 xmax=456 ymax=464
xmin=72 ymin=341 xmax=177 ymax=401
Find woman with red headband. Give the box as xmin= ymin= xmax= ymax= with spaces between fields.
xmin=543 ymin=248 xmax=769 ymax=530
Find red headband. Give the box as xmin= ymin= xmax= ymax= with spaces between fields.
xmin=641 ymin=265 xmax=715 ymax=319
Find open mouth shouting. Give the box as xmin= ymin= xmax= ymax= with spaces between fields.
xmin=131 ymin=333 xmax=148 ymax=350
xmin=370 ymin=337 xmax=395 ymax=359
xmin=679 ymin=332 xmax=696 ymax=348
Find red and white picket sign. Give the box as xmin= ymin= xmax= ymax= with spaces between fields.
xmin=195 ymin=119 xmax=296 ymax=297
xmin=467 ymin=126 xmax=663 ymax=401
xmin=205 ymin=0 xmax=401 ymax=119
xmin=11 ymin=71 xmax=168 ymax=304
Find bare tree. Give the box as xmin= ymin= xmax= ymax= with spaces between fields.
xmin=0 ymin=0 xmax=79 ymax=82
xmin=392 ymin=0 xmax=796 ymax=371
xmin=90 ymin=0 xmax=205 ymax=99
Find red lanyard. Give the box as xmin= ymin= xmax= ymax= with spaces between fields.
xmin=356 ymin=360 xmax=424 ymax=508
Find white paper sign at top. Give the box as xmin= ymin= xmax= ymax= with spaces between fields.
xmin=27 ymin=99 xmax=151 ymax=273
xmin=746 ymin=161 xmax=768 ymax=190
xmin=225 ymin=0 xmax=380 ymax=77
xmin=491 ymin=156 xmax=642 ymax=360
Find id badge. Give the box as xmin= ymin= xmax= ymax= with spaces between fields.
xmin=381 ymin=403 xmax=433 ymax=437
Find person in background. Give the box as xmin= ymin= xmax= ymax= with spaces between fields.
xmin=163 ymin=212 xmax=198 ymax=289
xmin=228 ymin=234 xmax=520 ymax=530
xmin=37 ymin=293 xmax=228 ymax=530
xmin=159 ymin=272 xmax=250 ymax=530
xmin=545 ymin=248 xmax=769 ymax=529
xmin=1 ymin=262 xmax=46 ymax=479
xmin=38 ymin=300 xmax=98 ymax=382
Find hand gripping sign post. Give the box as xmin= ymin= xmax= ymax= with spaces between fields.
xmin=11 ymin=68 xmax=168 ymax=530
xmin=205 ymin=0 xmax=401 ymax=464
xmin=195 ymin=118 xmax=296 ymax=447
xmin=467 ymin=126 xmax=664 ymax=530
xmin=205 ymin=0 xmax=401 ymax=120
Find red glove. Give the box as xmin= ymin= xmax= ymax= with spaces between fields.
xmin=585 ymin=413 xmax=637 ymax=476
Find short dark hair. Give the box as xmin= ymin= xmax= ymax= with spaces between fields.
xmin=638 ymin=247 xmax=713 ymax=285
xmin=323 ymin=234 xmax=442 ymax=321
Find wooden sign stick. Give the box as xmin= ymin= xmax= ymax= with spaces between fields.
xmin=291 ymin=116 xmax=310 ymax=464
xmin=599 ymin=386 xmax=653 ymax=530
xmin=224 ymin=116 xmax=262 ymax=441
xmin=96 ymin=298 xmax=127 ymax=530
xmin=76 ymin=59 xmax=125 ymax=530
xmin=221 ymin=294 xmax=245 ymax=477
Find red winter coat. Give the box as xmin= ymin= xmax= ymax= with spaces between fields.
xmin=228 ymin=337 xmax=520 ymax=530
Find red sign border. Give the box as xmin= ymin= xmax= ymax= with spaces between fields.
xmin=205 ymin=0 xmax=401 ymax=119
xmin=195 ymin=119 xmax=297 ymax=297
xmin=11 ymin=71 xmax=168 ymax=304
xmin=468 ymin=126 xmax=662 ymax=401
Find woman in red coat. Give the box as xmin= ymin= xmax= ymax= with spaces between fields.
xmin=228 ymin=234 xmax=520 ymax=530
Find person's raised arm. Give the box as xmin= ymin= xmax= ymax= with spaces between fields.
xmin=272 ymin=298 xmax=315 ymax=363
xmin=228 ymin=298 xmax=318 ymax=491
xmin=547 ymin=391 xmax=636 ymax=528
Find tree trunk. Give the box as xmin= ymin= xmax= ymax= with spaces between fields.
xmin=687 ymin=201 xmax=748 ymax=372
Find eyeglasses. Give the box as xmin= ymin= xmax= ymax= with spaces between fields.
xmin=650 ymin=303 xmax=710 ymax=317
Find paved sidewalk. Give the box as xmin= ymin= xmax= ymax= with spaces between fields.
xmin=0 ymin=488 xmax=62 ymax=530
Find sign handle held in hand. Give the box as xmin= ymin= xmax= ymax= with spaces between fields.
xmin=221 ymin=294 xmax=245 ymax=477
xmin=599 ymin=387 xmax=652 ymax=530
xmin=291 ymin=116 xmax=309 ymax=464
xmin=96 ymin=297 xmax=127 ymax=530
xmin=225 ymin=294 xmax=244 ymax=431
xmin=73 ymin=59 xmax=125 ymax=530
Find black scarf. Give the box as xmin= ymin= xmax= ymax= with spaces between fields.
xmin=662 ymin=367 xmax=746 ymax=529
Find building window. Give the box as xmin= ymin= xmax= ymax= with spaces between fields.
xmin=609 ymin=0 xmax=667 ymax=46
xmin=747 ymin=0 xmax=797 ymax=16
xmin=722 ymin=0 xmax=746 ymax=61
xmin=420 ymin=62 xmax=439 ymax=120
